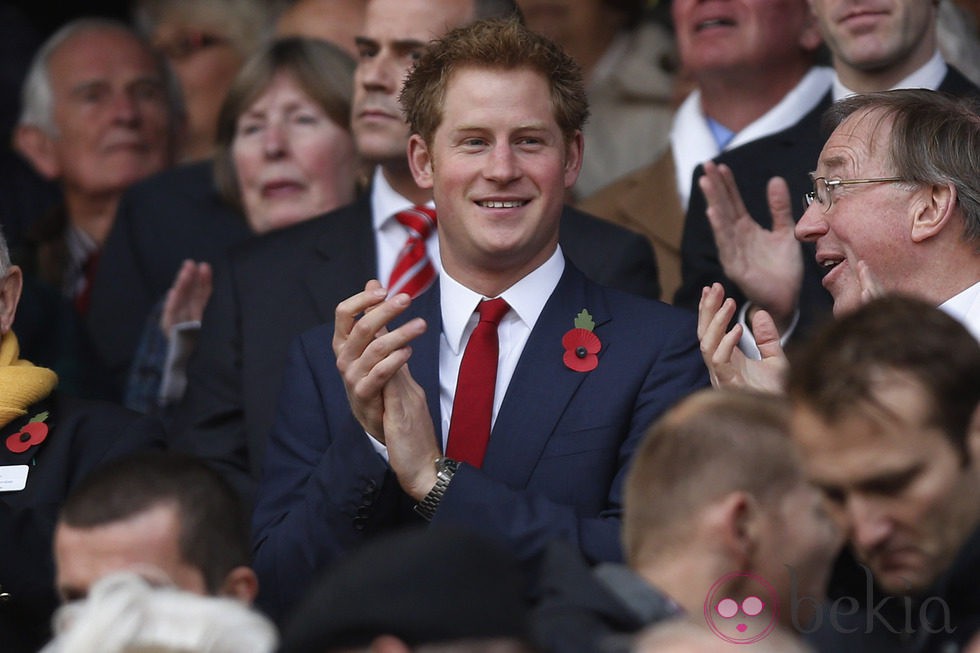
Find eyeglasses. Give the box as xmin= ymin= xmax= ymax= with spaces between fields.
xmin=804 ymin=174 xmax=904 ymax=211
xmin=154 ymin=32 xmax=229 ymax=61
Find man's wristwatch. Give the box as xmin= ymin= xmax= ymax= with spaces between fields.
xmin=414 ymin=456 xmax=459 ymax=521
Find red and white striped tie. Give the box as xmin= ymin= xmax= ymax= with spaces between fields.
xmin=387 ymin=206 xmax=437 ymax=298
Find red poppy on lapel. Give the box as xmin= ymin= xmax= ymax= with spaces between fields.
xmin=562 ymin=309 xmax=601 ymax=372
xmin=6 ymin=411 xmax=49 ymax=454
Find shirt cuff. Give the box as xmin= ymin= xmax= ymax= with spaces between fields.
xmin=736 ymin=302 xmax=799 ymax=360
xmin=367 ymin=432 xmax=390 ymax=462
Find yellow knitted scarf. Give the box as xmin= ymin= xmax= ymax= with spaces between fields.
xmin=0 ymin=331 xmax=58 ymax=430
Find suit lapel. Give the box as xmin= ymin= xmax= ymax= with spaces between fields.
xmin=482 ymin=265 xmax=610 ymax=487
xmin=304 ymin=195 xmax=378 ymax=322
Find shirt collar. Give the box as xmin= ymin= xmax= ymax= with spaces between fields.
xmin=939 ymin=279 xmax=980 ymax=342
xmin=833 ymin=50 xmax=947 ymax=101
xmin=370 ymin=166 xmax=435 ymax=228
xmin=440 ymin=246 xmax=565 ymax=355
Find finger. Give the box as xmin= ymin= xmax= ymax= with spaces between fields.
xmin=350 ymin=345 xmax=415 ymax=405
xmin=698 ymin=294 xmax=737 ymax=359
xmin=697 ymin=283 xmax=725 ymax=339
xmin=333 ymin=282 xmax=388 ymax=352
xmin=766 ymin=176 xmax=796 ymax=232
xmin=710 ymin=323 xmax=744 ymax=387
xmin=856 ymin=260 xmax=884 ymax=303
xmin=751 ymin=309 xmax=786 ymax=361
xmin=340 ymin=293 xmax=415 ymax=362
xmin=341 ymin=316 xmax=426 ymax=384
xmin=714 ymin=163 xmax=752 ymax=221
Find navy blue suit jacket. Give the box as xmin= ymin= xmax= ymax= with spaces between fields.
xmin=251 ymin=262 xmax=708 ymax=618
xmin=675 ymin=68 xmax=980 ymax=338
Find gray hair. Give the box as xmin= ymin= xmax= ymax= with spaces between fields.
xmin=825 ymin=89 xmax=980 ymax=243
xmin=18 ymin=18 xmax=184 ymax=136
xmin=42 ymin=572 xmax=278 ymax=653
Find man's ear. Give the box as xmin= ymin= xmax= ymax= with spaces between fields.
xmin=715 ymin=491 xmax=762 ymax=570
xmin=407 ymin=133 xmax=434 ymax=190
xmin=910 ymin=182 xmax=957 ymax=243
xmin=13 ymin=125 xmax=61 ymax=181
xmin=966 ymin=403 xmax=980 ymax=467
xmin=0 ymin=266 xmax=23 ymax=335
xmin=563 ymin=131 xmax=584 ymax=190
xmin=219 ymin=566 xmax=259 ymax=604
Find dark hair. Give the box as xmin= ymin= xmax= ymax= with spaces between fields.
xmin=60 ymin=452 xmax=250 ymax=594
xmin=823 ymin=89 xmax=980 ymax=241
xmin=399 ymin=17 xmax=588 ymax=146
xmin=787 ymin=295 xmax=980 ymax=459
xmin=213 ymin=36 xmax=355 ymax=212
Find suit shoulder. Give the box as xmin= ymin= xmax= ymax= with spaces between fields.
xmin=122 ymin=160 xmax=215 ymax=201
xmin=561 ymin=205 xmax=645 ymax=245
xmin=229 ymin=197 xmax=370 ymax=265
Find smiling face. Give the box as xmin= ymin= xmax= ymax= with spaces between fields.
xmin=794 ymin=109 xmax=921 ymax=315
xmin=672 ymin=0 xmax=817 ymax=78
xmin=351 ymin=0 xmax=473 ymax=168
xmin=232 ymin=71 xmax=357 ymax=233
xmin=40 ymin=26 xmax=175 ymax=198
xmin=408 ymin=65 xmax=582 ymax=294
xmin=791 ymin=372 xmax=980 ymax=596
xmin=808 ymin=0 xmax=937 ymax=87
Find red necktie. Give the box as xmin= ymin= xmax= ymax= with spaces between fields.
xmin=388 ymin=206 xmax=437 ymax=298
xmin=446 ymin=298 xmax=510 ymax=468
xmin=74 ymin=250 xmax=101 ymax=315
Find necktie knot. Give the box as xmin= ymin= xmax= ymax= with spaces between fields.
xmin=394 ymin=206 xmax=437 ymax=240
xmin=477 ymin=298 xmax=509 ymax=326
xmin=388 ymin=206 xmax=437 ymax=298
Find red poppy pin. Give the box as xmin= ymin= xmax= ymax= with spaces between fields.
xmin=562 ymin=309 xmax=601 ymax=372
xmin=6 ymin=411 xmax=49 ymax=454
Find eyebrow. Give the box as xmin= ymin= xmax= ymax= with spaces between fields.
xmin=354 ymin=36 xmax=427 ymax=51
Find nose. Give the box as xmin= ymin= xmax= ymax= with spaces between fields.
xmin=795 ymin=202 xmax=828 ymax=243
xmin=484 ymin=143 xmax=520 ymax=183
xmin=357 ymin=50 xmax=395 ymax=93
xmin=263 ymin=121 xmax=288 ymax=158
xmin=111 ymin=89 xmax=141 ymax=125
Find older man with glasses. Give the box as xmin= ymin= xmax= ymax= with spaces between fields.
xmin=697 ymin=89 xmax=980 ymax=390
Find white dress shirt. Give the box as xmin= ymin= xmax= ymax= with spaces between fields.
xmin=370 ymin=166 xmax=440 ymax=286
xmin=832 ymin=50 xmax=947 ymax=101
xmin=670 ymin=66 xmax=835 ymax=209
xmin=438 ymin=246 xmax=565 ymax=448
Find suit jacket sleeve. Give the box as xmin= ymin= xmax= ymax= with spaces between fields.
xmin=251 ymin=326 xmax=406 ymax=618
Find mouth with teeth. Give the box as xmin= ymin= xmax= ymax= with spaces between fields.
xmin=477 ymin=200 xmax=528 ymax=209
xmin=696 ymin=17 xmax=735 ymax=30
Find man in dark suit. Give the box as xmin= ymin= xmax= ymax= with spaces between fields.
xmin=0 ymin=231 xmax=164 ymax=653
xmin=169 ymin=0 xmax=661 ymax=508
xmin=676 ymin=0 xmax=980 ymax=349
xmin=251 ymin=17 xmax=707 ymax=619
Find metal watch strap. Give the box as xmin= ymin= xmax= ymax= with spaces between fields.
xmin=414 ymin=456 xmax=459 ymax=521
